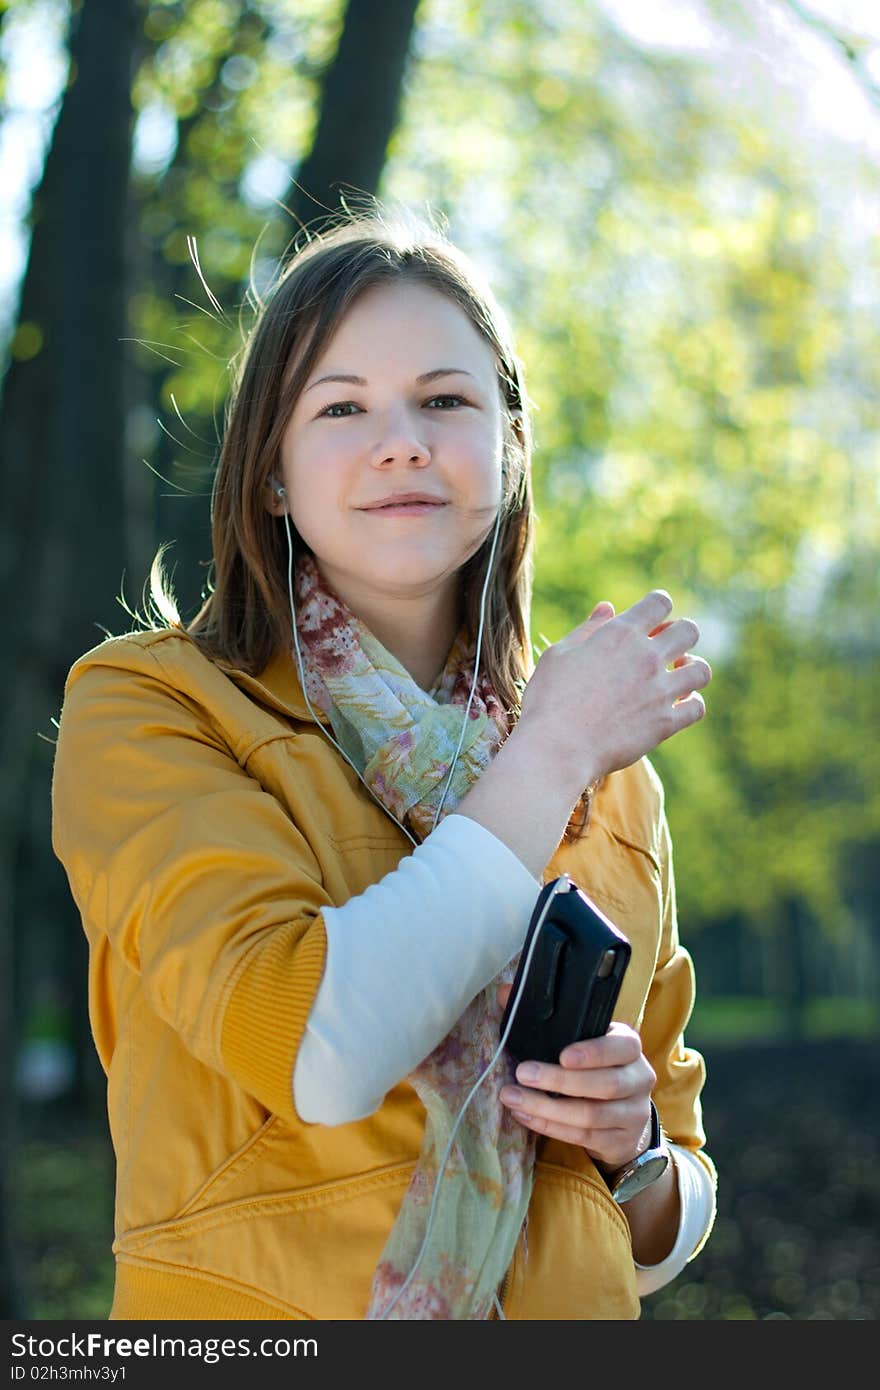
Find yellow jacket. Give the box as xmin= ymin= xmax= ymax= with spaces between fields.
xmin=51 ymin=627 xmax=714 ymax=1321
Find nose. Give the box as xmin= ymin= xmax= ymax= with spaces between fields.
xmin=369 ymin=403 xmax=431 ymax=468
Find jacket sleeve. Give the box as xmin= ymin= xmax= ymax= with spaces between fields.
xmin=50 ymin=638 xmax=328 ymax=1125
xmin=640 ymin=806 xmax=717 ymax=1250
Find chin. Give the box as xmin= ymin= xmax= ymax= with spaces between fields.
xmin=338 ymin=551 xmax=459 ymax=592
xmin=367 ymin=560 xmax=456 ymax=591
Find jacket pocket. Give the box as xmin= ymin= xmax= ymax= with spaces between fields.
xmin=173 ymin=1115 xmax=282 ymax=1220
xmin=114 ymin=1161 xmax=414 ymax=1320
xmin=505 ymin=1160 xmax=640 ymax=1320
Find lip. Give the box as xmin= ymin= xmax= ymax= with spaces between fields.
xmin=358 ymin=493 xmax=449 ymax=510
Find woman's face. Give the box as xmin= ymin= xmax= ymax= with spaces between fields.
xmin=275 ymin=280 xmax=505 ymax=615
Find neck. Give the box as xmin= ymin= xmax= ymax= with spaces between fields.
xmin=352 ymin=590 xmax=463 ymax=691
xmin=298 ymin=547 xmax=467 ymax=689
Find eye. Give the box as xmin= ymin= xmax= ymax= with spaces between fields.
xmin=319 ymin=401 xmax=360 ymax=419
xmin=426 ymin=394 xmax=468 ymax=409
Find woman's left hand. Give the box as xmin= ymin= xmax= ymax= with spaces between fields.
xmin=496 ymin=983 xmax=655 ymax=1171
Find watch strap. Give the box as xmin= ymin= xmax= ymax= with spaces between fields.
xmin=604 ymin=1101 xmax=670 ymax=1205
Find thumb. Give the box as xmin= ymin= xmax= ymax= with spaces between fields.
xmin=572 ymin=602 xmax=615 ymax=638
xmin=554 ymin=601 xmax=616 ymax=653
xmin=589 ymin=601 xmax=615 ymax=621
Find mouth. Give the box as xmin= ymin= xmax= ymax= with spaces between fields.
xmin=359 ymin=500 xmax=449 ymax=515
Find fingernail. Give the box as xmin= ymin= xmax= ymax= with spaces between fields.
xmin=517 ymin=1063 xmax=540 ymax=1082
xmin=502 ymin=1086 xmax=523 ymax=1104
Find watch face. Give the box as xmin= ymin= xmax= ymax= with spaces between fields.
xmin=611 ymin=1153 xmax=669 ymax=1205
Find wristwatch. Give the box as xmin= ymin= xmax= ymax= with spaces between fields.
xmin=602 ymin=1101 xmax=670 ymax=1205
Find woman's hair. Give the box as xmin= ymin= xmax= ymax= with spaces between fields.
xmin=145 ymin=201 xmax=594 ymax=839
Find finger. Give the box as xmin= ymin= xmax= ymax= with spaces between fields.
xmin=618 ymin=589 xmax=674 ymax=634
xmin=497 ymin=983 xmax=512 ymax=1009
xmin=667 ymin=689 xmax=707 ymax=733
xmin=668 ymin=655 xmax=712 ymax=699
xmin=589 ymin=601 xmax=615 ymax=621
xmin=503 ymin=1090 xmax=606 ymax=1133
xmin=508 ymin=1109 xmax=625 ymax=1149
xmin=558 ymin=1023 xmax=643 ymax=1070
xmin=505 ymin=1088 xmax=643 ymax=1139
xmin=558 ymin=601 xmax=616 ymax=648
xmin=667 ymin=650 xmax=702 ymax=673
xmin=513 ymin=1057 xmax=647 ymax=1102
xmin=650 ymin=617 xmax=701 ymax=664
xmin=512 ymin=1110 xmax=648 ymax=1171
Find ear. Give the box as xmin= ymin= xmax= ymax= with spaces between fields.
xmin=264 ymin=477 xmax=287 ymax=516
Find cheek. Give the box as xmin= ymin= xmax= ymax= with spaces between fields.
xmin=438 ymin=434 xmax=499 ymax=498
xmin=462 ymin=420 xmax=504 ymax=480
xmin=283 ymin=440 xmax=342 ymax=510
xmin=288 ymin=482 xmax=335 ymax=547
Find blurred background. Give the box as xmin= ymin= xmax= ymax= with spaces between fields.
xmin=0 ymin=0 xmax=877 ymax=1321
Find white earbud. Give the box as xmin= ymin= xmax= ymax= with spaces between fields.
xmin=272 ymin=479 xmax=286 ymax=498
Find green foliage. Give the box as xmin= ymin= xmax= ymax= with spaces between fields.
xmin=690 ymin=995 xmax=880 ymax=1044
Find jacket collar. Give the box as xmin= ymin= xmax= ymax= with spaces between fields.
xmin=214 ymin=645 xmax=329 ymax=724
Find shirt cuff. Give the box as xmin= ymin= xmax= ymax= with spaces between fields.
xmin=634 ymin=1143 xmax=717 ymax=1298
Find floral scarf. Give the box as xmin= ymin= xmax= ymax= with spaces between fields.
xmin=293 ymin=552 xmax=536 ymax=1320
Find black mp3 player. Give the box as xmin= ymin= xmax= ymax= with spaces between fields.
xmin=500 ymin=874 xmax=631 ymax=1065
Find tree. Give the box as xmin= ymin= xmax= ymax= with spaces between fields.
xmin=0 ymin=0 xmax=139 ymax=1316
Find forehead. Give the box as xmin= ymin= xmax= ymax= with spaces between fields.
xmin=311 ymin=280 xmax=497 ymax=375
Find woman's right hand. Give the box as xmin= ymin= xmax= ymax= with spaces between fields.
xmin=517 ymin=590 xmax=712 ymax=787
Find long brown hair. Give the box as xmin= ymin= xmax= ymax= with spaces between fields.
xmin=145 ymin=203 xmax=593 ymax=839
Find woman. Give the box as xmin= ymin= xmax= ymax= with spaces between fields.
xmin=51 ymin=207 xmax=716 ymax=1321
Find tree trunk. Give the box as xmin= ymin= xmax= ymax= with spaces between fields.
xmin=285 ymin=0 xmax=422 ymax=235
xmin=781 ymin=895 xmax=809 ymax=1041
xmin=0 ymin=0 xmax=138 ymax=1316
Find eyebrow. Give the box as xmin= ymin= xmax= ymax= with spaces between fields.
xmin=304 ymin=367 xmax=475 ymax=394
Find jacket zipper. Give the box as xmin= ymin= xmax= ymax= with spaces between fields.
xmin=494 ymin=1226 xmax=522 ymax=1319
xmin=493 ymin=1188 xmax=534 ymax=1317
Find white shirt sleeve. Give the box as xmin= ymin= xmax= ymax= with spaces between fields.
xmin=634 ymin=1144 xmax=717 ymax=1297
xmin=293 ymin=812 xmax=542 ymax=1125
